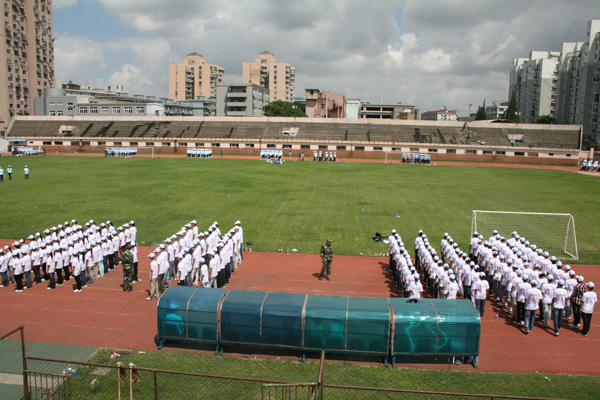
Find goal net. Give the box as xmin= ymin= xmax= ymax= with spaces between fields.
xmin=471 ymin=210 xmax=578 ymax=259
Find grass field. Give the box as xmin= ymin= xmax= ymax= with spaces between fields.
xmin=37 ymin=348 xmax=599 ymax=399
xmin=0 ymin=155 xmax=599 ymax=263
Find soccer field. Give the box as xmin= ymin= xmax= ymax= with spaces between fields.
xmin=1 ymin=155 xmax=599 ymax=264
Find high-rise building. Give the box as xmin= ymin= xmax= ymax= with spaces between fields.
xmin=509 ymin=19 xmax=600 ymax=147
xmin=216 ymin=83 xmax=269 ymax=116
xmin=509 ymin=51 xmax=560 ymax=124
xmin=169 ymin=53 xmax=224 ymax=101
xmin=242 ymin=52 xmax=295 ymax=102
xmin=0 ymin=0 xmax=54 ymax=129
xmin=554 ymin=20 xmax=600 ymax=146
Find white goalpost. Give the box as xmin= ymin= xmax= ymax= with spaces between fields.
xmin=471 ymin=210 xmax=578 ymax=260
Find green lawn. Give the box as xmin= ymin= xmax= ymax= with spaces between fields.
xmin=0 ymin=155 xmax=599 ymax=263
xmin=36 ymin=348 xmax=600 ymax=400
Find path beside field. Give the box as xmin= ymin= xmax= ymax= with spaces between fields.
xmin=1 ymin=238 xmax=598 ymax=375
xmin=32 ymin=151 xmax=583 ymax=172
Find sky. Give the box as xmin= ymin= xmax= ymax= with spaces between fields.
xmin=52 ymin=0 xmax=600 ymax=116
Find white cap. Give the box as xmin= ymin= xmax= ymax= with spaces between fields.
xmin=588 ymin=282 xmax=595 ymax=289
xmin=577 ymin=276 xmax=584 ymax=283
xmin=148 ymin=253 xmax=155 ymax=259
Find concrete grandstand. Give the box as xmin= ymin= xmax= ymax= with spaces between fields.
xmin=5 ymin=116 xmax=584 ymax=164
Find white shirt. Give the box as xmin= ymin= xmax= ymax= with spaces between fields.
xmin=150 ymin=260 xmax=159 ymax=279
xmin=552 ymin=287 xmax=568 ymax=309
xmin=581 ymin=291 xmax=597 ymax=314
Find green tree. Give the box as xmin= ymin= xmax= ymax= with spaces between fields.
xmin=263 ymin=101 xmax=307 ymax=117
xmin=502 ymin=93 xmax=519 ymax=122
xmin=475 ymin=100 xmax=487 ymax=120
xmin=535 ymin=114 xmax=556 ymax=124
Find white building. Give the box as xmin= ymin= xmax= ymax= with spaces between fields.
xmin=346 ymin=99 xmax=361 ymax=119
xmin=216 ymin=83 xmax=270 ymax=117
xmin=421 ymin=108 xmax=458 ymax=121
xmin=485 ymin=103 xmax=508 ymax=119
xmin=554 ymin=20 xmax=600 ymax=147
xmin=509 ymin=51 xmax=560 ymax=124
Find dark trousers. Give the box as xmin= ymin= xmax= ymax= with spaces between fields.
xmin=517 ymin=301 xmax=525 ymax=322
xmin=56 ymin=269 xmax=63 ymax=285
xmin=74 ymin=275 xmax=82 ymax=291
xmin=25 ymin=271 xmax=32 ymax=288
xmin=63 ymin=264 xmax=70 ymax=281
xmin=582 ymin=312 xmax=592 ymax=335
xmin=48 ymin=272 xmax=55 ymax=289
xmin=15 ymin=273 xmax=24 ymax=291
xmin=133 ymin=262 xmax=138 ymax=281
xmin=572 ymin=303 xmax=582 ymax=326
xmin=33 ymin=265 xmax=41 ymax=283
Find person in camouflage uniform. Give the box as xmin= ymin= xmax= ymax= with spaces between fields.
xmin=121 ymin=244 xmax=134 ymax=292
xmin=319 ymin=238 xmax=333 ymax=280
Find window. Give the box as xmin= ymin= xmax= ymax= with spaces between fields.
xmin=245 ymin=143 xmax=255 ymax=148
xmin=392 ymin=147 xmax=402 ymax=151
xmin=527 ymin=152 xmax=538 ymax=157
xmin=355 ymin=146 xmax=365 ymax=151
xmin=161 ymin=142 xmax=171 ymax=146
xmin=136 ymin=107 xmax=145 ymax=114
xmin=179 ymin=142 xmax=187 ymax=147
xmin=49 ymin=111 xmax=55 ymax=116
xmin=145 ymin=142 xmax=155 ymax=147
xmin=211 ymin=143 xmax=221 ymax=147
xmin=101 ymin=107 xmax=110 ymax=114
xmin=230 ymin=143 xmax=239 ymax=148
xmin=483 ymin=150 xmax=493 ymax=155
xmin=566 ymin=154 xmax=572 ymax=157
xmin=373 ymin=146 xmax=383 ymax=151
xmin=54 ymin=141 xmax=63 ymax=145
xmin=427 ymin=148 xmax=438 ymax=153
xmin=57 ymin=111 xmax=63 ymax=116
xmin=113 ymin=107 xmax=121 ymax=114
xmin=446 ymin=149 xmax=456 ymax=154
xmin=43 ymin=141 xmax=51 ymax=145
xmin=466 ymin=149 xmax=477 ymax=155
xmin=410 ymin=148 xmax=419 ymax=152
xmin=79 ymin=107 xmax=88 ymax=114
xmin=124 ymin=107 xmax=133 ymax=114
xmin=97 ymin=141 xmax=106 ymax=146
xmin=282 ymin=144 xmax=292 ymax=149
xmin=336 ymin=145 xmax=346 ymax=150
xmin=266 ymin=144 xmax=275 ymax=148
xmin=514 ymin=151 xmax=525 ymax=156
xmin=90 ymin=107 xmax=98 ymax=114
xmin=195 ymin=143 xmax=205 ymax=147
xmin=113 ymin=142 xmax=122 ymax=146
xmin=81 ymin=142 xmax=90 ymax=146
xmin=548 ymin=153 xmax=554 ymax=156
xmin=129 ymin=142 xmax=138 ymax=146
xmin=300 ymin=144 xmax=310 ymax=149
xmin=318 ymin=145 xmax=327 ymax=150
xmin=496 ymin=151 xmax=505 ymax=155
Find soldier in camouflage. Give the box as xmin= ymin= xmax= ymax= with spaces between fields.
xmin=319 ymin=238 xmax=333 ymax=280
xmin=121 ymin=243 xmax=134 ymax=292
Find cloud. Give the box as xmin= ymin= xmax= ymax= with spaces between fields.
xmin=53 ymin=0 xmax=600 ymax=114
xmin=53 ymin=0 xmax=78 ymax=9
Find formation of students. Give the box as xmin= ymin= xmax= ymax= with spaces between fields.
xmin=312 ymin=151 xmax=337 ymax=162
xmin=147 ymin=220 xmax=244 ymax=301
xmin=12 ymin=146 xmax=44 ymax=156
xmin=402 ymin=153 xmax=431 ymax=164
xmin=580 ymin=159 xmax=599 ymax=172
xmin=260 ymin=150 xmax=283 ymax=161
xmin=187 ymin=148 xmax=213 ymax=158
xmin=388 ymin=229 xmax=597 ymax=337
xmin=0 ymin=220 xmax=138 ymax=293
xmin=105 ymin=147 xmax=138 ymax=157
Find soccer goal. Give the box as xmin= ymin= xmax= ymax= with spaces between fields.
xmin=471 ymin=210 xmax=578 ymax=260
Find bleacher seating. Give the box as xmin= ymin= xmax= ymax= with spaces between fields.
xmin=6 ymin=118 xmax=582 ymax=150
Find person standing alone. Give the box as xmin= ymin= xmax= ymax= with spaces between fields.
xmin=319 ymin=239 xmax=333 ymax=281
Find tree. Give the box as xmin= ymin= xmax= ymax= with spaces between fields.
xmin=535 ymin=114 xmax=555 ymax=124
xmin=263 ymin=100 xmax=307 ymax=117
xmin=475 ymin=100 xmax=487 ymax=120
xmin=502 ymin=92 xmax=519 ymax=122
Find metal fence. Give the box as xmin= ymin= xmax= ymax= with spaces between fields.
xmin=3 ymin=326 xmax=567 ymax=400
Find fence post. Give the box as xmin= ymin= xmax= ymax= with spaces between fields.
xmin=117 ymin=364 xmax=121 ymax=400
xmin=20 ymin=326 xmax=29 ymax=400
xmin=318 ymin=350 xmax=325 ymax=400
xmin=154 ymin=371 xmax=158 ymax=400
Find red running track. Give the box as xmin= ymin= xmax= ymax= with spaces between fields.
xmin=1 ymin=239 xmax=598 ymax=375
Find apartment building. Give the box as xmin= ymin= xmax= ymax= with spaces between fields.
xmin=169 ymin=53 xmax=224 ymax=101
xmin=0 ymin=0 xmax=54 ymax=130
xmin=242 ymin=52 xmax=295 ymax=102
xmin=421 ymin=108 xmax=458 ymax=121
xmin=216 ymin=83 xmax=269 ymax=116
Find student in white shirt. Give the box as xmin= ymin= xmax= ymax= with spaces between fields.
xmin=579 ymin=282 xmax=597 ymax=337
xmin=147 ymin=253 xmax=159 ymax=301
xmin=552 ymin=280 xmax=568 ymax=336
